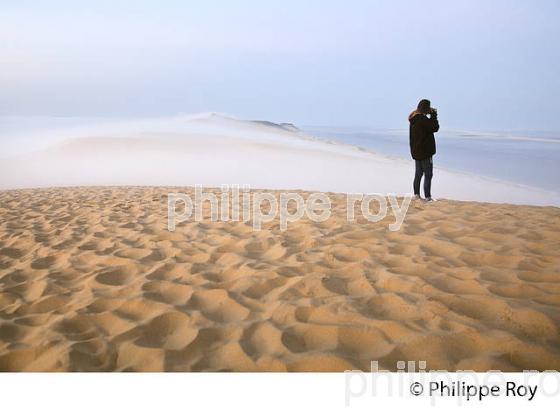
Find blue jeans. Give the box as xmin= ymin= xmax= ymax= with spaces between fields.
xmin=414 ymin=157 xmax=433 ymax=198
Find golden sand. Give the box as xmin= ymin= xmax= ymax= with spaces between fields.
xmin=0 ymin=187 xmax=559 ymax=371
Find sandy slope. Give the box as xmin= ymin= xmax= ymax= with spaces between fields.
xmin=1 ymin=114 xmax=559 ymax=206
xmin=1 ymin=187 xmax=559 ymax=371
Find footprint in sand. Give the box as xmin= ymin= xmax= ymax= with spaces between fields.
xmin=30 ymin=255 xmax=57 ymax=270
xmin=188 ymin=289 xmax=250 ymax=322
xmin=0 ymin=247 xmax=24 ymax=259
xmin=142 ymin=281 xmax=193 ymax=305
xmin=94 ymin=265 xmax=136 ymax=286
xmin=133 ymin=311 xmax=198 ymax=350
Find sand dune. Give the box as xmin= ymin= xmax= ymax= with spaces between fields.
xmin=1 ymin=187 xmax=559 ymax=371
xmin=1 ymin=114 xmax=559 ymax=206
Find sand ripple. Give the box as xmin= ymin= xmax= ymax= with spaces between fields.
xmin=1 ymin=187 xmax=559 ymax=371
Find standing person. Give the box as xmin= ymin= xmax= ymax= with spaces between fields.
xmin=409 ymin=99 xmax=439 ymax=201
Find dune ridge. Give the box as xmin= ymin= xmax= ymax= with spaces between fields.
xmin=0 ymin=187 xmax=559 ymax=371
xmin=1 ymin=114 xmax=559 ymax=206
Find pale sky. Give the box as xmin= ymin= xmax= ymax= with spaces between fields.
xmin=1 ymin=0 xmax=559 ymax=130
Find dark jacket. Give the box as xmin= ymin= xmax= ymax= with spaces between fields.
xmin=409 ymin=111 xmax=439 ymax=160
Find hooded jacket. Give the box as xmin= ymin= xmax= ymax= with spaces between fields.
xmin=409 ymin=110 xmax=439 ymax=160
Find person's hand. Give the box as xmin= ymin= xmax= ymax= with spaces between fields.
xmin=431 ymin=107 xmax=437 ymax=115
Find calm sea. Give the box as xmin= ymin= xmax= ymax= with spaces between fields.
xmin=303 ymin=127 xmax=560 ymax=193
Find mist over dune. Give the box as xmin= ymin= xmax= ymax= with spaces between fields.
xmin=1 ymin=113 xmax=559 ymax=206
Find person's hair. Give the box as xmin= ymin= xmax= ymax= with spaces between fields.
xmin=417 ymin=99 xmax=431 ymax=114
